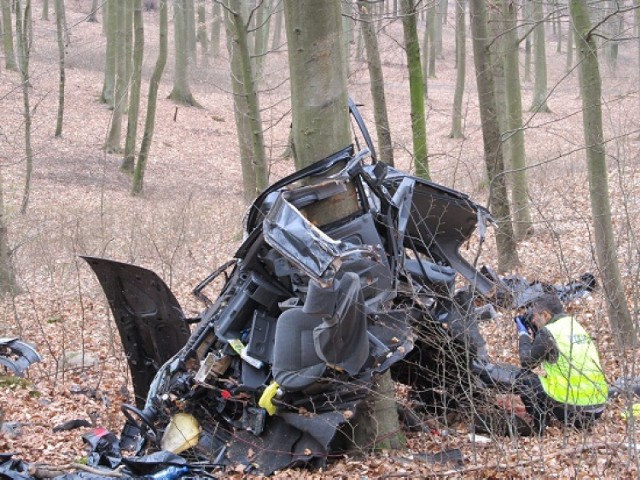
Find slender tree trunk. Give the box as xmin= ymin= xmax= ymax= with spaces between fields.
xmin=253 ymin=0 xmax=270 ymax=79
xmin=41 ymin=0 xmax=49 ymax=20
xmin=105 ymin=2 xmax=127 ymax=153
xmin=524 ymin=0 xmax=532 ymax=82
xmin=54 ymin=0 xmax=65 ymax=137
xmin=488 ymin=1 xmax=508 ymax=164
xmin=101 ymin=0 xmax=116 ymax=106
xmin=122 ymin=0 xmax=144 ymax=173
xmin=2 ymin=0 xmax=17 ymax=70
xmin=469 ymin=0 xmax=519 ymax=273
xmin=225 ymin=0 xmax=268 ymax=202
xmin=401 ymin=0 xmax=429 ymax=180
xmin=169 ymin=0 xmax=198 ymax=105
xmin=503 ymin=0 xmax=532 ymax=239
xmin=16 ymin=0 xmax=33 ymax=215
xmin=529 ymin=0 xmax=550 ymax=112
xmin=88 ymin=0 xmax=99 ymax=23
xmin=358 ymin=0 xmax=394 ymax=165
xmin=449 ymin=0 xmax=465 ymax=139
xmin=271 ymin=2 xmax=282 ymax=50
xmin=132 ymin=0 xmax=168 ymax=196
xmin=185 ymin=0 xmax=197 ymax=63
xmin=570 ymin=0 xmax=635 ymax=350
xmin=196 ymin=0 xmax=209 ymax=66
xmin=426 ymin=3 xmax=436 ymax=78
xmin=566 ymin=13 xmax=573 ymax=71
xmin=211 ymin=0 xmax=221 ymax=57
xmin=0 ymin=167 xmax=16 ymax=294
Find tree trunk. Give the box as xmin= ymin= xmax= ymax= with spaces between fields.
xmin=185 ymin=0 xmax=197 ymax=63
xmin=122 ymin=0 xmax=144 ymax=173
xmin=469 ymin=0 xmax=519 ymax=273
xmin=488 ymin=0 xmax=508 ymax=165
xmin=210 ymin=0 xmax=221 ymax=57
xmin=523 ymin=0 xmax=532 ymax=82
xmin=196 ymin=0 xmax=209 ymax=66
xmin=358 ymin=0 xmax=394 ymax=165
xmin=132 ymin=0 xmax=168 ymax=196
xmin=503 ymin=0 xmax=532 ymax=240
xmin=17 ymin=0 xmax=33 ymax=215
xmin=529 ymin=0 xmax=550 ymax=112
xmin=569 ymin=0 xmax=635 ymax=350
xmin=105 ymin=1 xmax=127 ymax=153
xmin=169 ymin=0 xmax=198 ymax=105
xmin=284 ymin=0 xmax=403 ymax=450
xmin=224 ymin=0 xmax=268 ymax=203
xmin=88 ymin=0 xmax=99 ymax=23
xmin=2 ymin=0 xmax=17 ymax=71
xmin=253 ymin=0 xmax=270 ymax=79
xmin=449 ymin=0 xmax=465 ymax=139
xmin=100 ymin=0 xmax=116 ymax=106
xmin=401 ymin=0 xmax=429 ymax=180
xmin=271 ymin=2 xmax=282 ymax=50
xmin=566 ymin=13 xmax=573 ymax=71
xmin=0 ymin=166 xmax=16 ymax=294
xmin=54 ymin=0 xmax=65 ymax=137
xmin=41 ymin=0 xmax=49 ymax=21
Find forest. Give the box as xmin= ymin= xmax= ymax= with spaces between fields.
xmin=1 ymin=0 xmax=640 ymax=477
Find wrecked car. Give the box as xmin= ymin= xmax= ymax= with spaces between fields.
xmin=81 ymin=104 xmax=596 ymax=476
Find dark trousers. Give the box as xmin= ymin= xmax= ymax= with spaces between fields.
xmin=515 ymin=370 xmax=603 ymax=434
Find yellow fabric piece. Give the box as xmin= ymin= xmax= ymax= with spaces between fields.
xmin=621 ymin=404 xmax=640 ymax=419
xmin=259 ymin=382 xmax=280 ymax=415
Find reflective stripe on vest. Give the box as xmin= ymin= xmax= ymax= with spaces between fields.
xmin=539 ymin=316 xmax=608 ymax=406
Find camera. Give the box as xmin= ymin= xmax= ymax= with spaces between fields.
xmin=515 ymin=310 xmax=537 ymax=335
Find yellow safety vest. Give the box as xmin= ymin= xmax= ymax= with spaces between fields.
xmin=539 ymin=316 xmax=608 ymax=406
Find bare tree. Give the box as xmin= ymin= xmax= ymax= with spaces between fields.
xmin=132 ymin=0 xmax=168 ymax=195
xmin=16 ymin=0 xmax=33 ymax=214
xmin=469 ymin=0 xmax=519 ymax=272
xmin=401 ymin=0 xmax=429 ymax=179
xmin=104 ymin=2 xmax=128 ymax=153
xmin=54 ymin=0 xmax=65 ymax=137
xmin=2 ymin=0 xmax=17 ymax=70
xmin=123 ymin=0 xmax=145 ymax=173
xmin=449 ymin=0 xmax=466 ymax=139
xmin=357 ymin=0 xmax=394 ymax=165
xmin=529 ymin=0 xmax=551 ymax=112
xmin=569 ymin=0 xmax=635 ymax=350
xmin=169 ymin=0 xmax=198 ymax=105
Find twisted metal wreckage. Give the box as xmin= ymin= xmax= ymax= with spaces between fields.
xmin=1 ymin=105 xmax=600 ymax=478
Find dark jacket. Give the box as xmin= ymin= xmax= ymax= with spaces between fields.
xmin=518 ymin=315 xmax=561 ymax=369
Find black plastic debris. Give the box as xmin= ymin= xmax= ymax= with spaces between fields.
xmin=0 ymin=453 xmax=32 ymax=480
xmin=82 ymin=428 xmax=122 ymax=470
xmin=0 ymin=338 xmax=42 ymax=377
xmin=53 ymin=419 xmax=93 ymax=433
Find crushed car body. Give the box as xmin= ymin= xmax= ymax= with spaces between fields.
xmin=79 ymin=106 xmax=599 ymax=476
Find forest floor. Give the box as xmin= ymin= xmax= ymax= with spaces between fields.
xmin=2 ymin=2 xmax=640 ymax=478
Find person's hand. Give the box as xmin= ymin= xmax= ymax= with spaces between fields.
xmin=514 ymin=316 xmax=529 ymax=337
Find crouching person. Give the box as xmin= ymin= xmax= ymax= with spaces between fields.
xmin=514 ymin=293 xmax=608 ymax=434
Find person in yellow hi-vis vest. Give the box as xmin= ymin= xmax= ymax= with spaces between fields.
xmin=514 ymin=293 xmax=608 ymax=434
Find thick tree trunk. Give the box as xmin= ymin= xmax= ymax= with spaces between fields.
xmin=358 ymin=0 xmax=394 ymax=165
xmin=122 ymin=0 xmax=144 ymax=173
xmin=54 ymin=0 xmax=65 ymax=137
xmin=469 ymin=0 xmax=519 ymax=273
xmin=284 ymin=0 xmax=403 ymax=450
xmin=1 ymin=0 xmax=17 ymax=71
xmin=401 ymin=0 xmax=429 ymax=180
xmin=570 ymin=0 xmax=635 ymax=350
xmin=449 ymin=0 xmax=465 ymax=139
xmin=169 ymin=0 xmax=198 ymax=105
xmin=132 ymin=0 xmax=168 ymax=195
